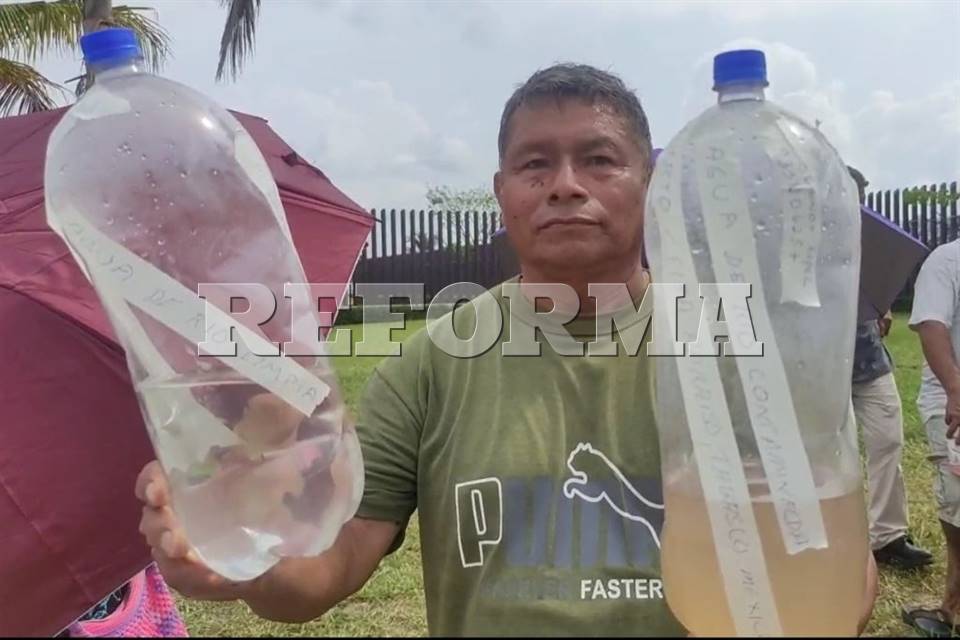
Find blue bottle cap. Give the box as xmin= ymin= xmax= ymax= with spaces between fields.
xmin=80 ymin=27 xmax=143 ymax=65
xmin=713 ymin=49 xmax=768 ymax=90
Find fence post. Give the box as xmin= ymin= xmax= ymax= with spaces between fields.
xmin=484 ymin=211 xmax=493 ymax=285
xmin=933 ymin=182 xmax=947 ymax=250
xmin=470 ymin=210 xmax=479 ymax=286
xmin=403 ymin=208 xmax=411 ymax=284
xmin=951 ymin=181 xmax=959 ymax=243
xmin=431 ymin=209 xmax=443 ymax=301
xmin=369 ymin=208 xmax=379 ymax=260
xmin=418 ymin=209 xmax=426 ymax=255
xmin=891 ymin=189 xmax=899 ymax=229
xmin=373 ymin=208 xmax=383 ymax=285
xmin=388 ymin=209 xmax=398 ymax=282
xmin=911 ymin=187 xmax=920 ymax=243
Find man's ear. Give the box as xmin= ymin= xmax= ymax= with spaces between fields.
xmin=493 ymin=171 xmax=504 ymax=205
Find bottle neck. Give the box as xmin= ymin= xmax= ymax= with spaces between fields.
xmin=87 ymin=56 xmax=143 ymax=81
xmin=716 ymin=82 xmax=766 ymax=104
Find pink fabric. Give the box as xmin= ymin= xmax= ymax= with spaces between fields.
xmin=67 ymin=565 xmax=188 ymax=637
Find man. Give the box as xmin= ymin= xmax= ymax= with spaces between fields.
xmin=904 ymin=238 xmax=960 ymax=636
xmin=847 ymin=167 xmax=933 ymax=570
xmin=136 ymin=64 xmax=877 ymax=636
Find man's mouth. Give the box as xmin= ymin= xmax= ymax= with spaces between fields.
xmin=539 ymin=216 xmax=600 ymax=230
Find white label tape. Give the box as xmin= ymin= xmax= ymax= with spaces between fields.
xmin=650 ymin=141 xmax=783 ymax=637
xmin=55 ymin=207 xmax=330 ymax=418
xmin=100 ymin=286 xmax=243 ymax=473
xmin=694 ymin=130 xmax=827 ymax=555
xmin=764 ymin=116 xmax=823 ymax=308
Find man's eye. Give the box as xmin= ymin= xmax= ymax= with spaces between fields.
xmin=521 ymin=158 xmax=547 ymax=170
xmin=587 ymin=155 xmax=614 ymax=166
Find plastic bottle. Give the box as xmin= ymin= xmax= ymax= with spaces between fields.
xmin=44 ymin=28 xmax=363 ymax=581
xmin=644 ymin=50 xmax=868 ymax=636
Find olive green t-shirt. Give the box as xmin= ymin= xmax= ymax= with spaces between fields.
xmin=355 ymin=279 xmax=686 ymax=637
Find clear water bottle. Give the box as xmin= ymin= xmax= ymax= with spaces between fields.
xmin=645 ymin=50 xmax=868 ymax=636
xmin=44 ymin=28 xmax=364 ymax=581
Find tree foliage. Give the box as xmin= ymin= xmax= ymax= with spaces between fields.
xmin=425 ymin=184 xmax=499 ymax=213
xmin=0 ymin=0 xmax=264 ymax=117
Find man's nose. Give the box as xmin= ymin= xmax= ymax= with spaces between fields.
xmin=548 ymin=161 xmax=588 ymax=204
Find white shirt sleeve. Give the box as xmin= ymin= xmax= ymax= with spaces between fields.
xmin=909 ymin=242 xmax=959 ymax=329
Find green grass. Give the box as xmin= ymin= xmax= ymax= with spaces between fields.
xmin=179 ymin=313 xmax=945 ymax=637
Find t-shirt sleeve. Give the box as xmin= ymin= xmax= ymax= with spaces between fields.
xmin=909 ymin=244 xmax=958 ymax=330
xmin=352 ymin=333 xmax=429 ymax=551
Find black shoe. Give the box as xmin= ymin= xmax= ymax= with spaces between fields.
xmin=902 ymin=606 xmax=957 ymax=638
xmin=874 ymin=535 xmax=935 ymax=570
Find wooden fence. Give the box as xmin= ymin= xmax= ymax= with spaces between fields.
xmin=350 ymin=181 xmax=959 ymax=306
xmin=866 ymin=181 xmax=959 ymax=249
xmin=350 ymin=209 xmax=506 ymax=303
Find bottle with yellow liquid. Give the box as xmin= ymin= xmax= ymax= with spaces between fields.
xmin=644 ymin=49 xmax=868 ymax=637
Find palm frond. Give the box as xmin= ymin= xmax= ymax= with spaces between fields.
xmin=0 ymin=1 xmax=169 ymax=73
xmin=0 ymin=56 xmax=66 ymax=116
xmin=215 ymin=0 xmax=260 ymax=82
xmin=0 ymin=1 xmax=83 ymax=62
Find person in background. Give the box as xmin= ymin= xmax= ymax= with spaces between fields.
xmin=56 ymin=565 xmax=187 ymax=637
xmin=903 ymin=237 xmax=960 ymax=637
xmin=847 ymin=166 xmax=934 ymax=571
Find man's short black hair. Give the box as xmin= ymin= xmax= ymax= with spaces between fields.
xmin=498 ymin=63 xmax=653 ymax=169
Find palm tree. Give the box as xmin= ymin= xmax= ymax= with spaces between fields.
xmin=0 ymin=0 xmax=262 ymax=117
xmin=214 ymin=0 xmax=261 ymax=83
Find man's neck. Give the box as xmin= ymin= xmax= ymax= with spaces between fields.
xmin=518 ymin=262 xmax=649 ymax=318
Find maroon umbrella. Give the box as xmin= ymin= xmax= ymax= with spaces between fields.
xmin=0 ymin=107 xmax=374 ymax=636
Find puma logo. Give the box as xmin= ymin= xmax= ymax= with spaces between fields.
xmin=562 ymin=442 xmax=663 ymax=548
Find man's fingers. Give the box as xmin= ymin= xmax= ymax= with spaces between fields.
xmin=150 ymin=551 xmax=242 ymax=602
xmin=139 ymin=505 xmax=177 ymax=549
xmin=947 ymin=416 xmax=960 ymax=444
xmin=134 ymin=460 xmax=160 ymax=501
xmin=160 ymin=529 xmax=194 ymax=560
xmin=145 ymin=481 xmax=170 ymax=508
xmin=949 ymin=416 xmax=960 ymax=438
xmin=135 ymin=461 xmax=169 ymax=507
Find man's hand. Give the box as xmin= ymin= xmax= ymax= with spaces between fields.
xmin=945 ymin=389 xmax=960 ymax=442
xmin=878 ymin=311 xmax=893 ymax=338
xmin=135 ymin=459 xmax=400 ymax=623
xmin=135 ymin=461 xmax=255 ymax=601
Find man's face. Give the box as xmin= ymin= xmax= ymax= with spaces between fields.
xmin=494 ymin=99 xmax=649 ymax=280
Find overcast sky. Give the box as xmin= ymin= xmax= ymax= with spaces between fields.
xmin=24 ymin=0 xmax=960 ymax=210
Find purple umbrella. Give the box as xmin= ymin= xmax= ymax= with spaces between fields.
xmin=857 ymin=204 xmax=929 ymax=322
